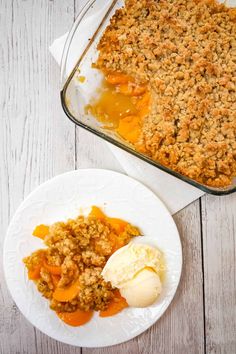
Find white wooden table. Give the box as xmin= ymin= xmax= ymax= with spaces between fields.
xmin=0 ymin=1 xmax=235 ymax=353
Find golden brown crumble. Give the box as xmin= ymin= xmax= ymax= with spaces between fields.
xmin=23 ymin=210 xmax=140 ymax=313
xmin=95 ymin=0 xmax=236 ymax=187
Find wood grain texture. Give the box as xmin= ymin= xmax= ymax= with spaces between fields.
xmin=201 ymin=194 xmax=236 ymax=354
xmin=83 ymin=201 xmax=205 ymax=354
xmin=0 ymin=1 xmax=78 ymax=353
xmin=0 ymin=0 xmax=235 ymax=353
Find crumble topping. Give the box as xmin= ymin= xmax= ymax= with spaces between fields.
xmin=24 ymin=212 xmax=140 ymax=312
xmin=96 ymin=0 xmax=236 ymax=187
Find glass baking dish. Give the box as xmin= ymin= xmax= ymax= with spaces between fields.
xmin=60 ymin=0 xmax=236 ymax=195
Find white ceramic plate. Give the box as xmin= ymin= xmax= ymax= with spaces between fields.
xmin=3 ymin=169 xmax=182 ymax=348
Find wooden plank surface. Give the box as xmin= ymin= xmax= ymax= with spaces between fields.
xmin=201 ymin=194 xmax=236 ymax=354
xmin=0 ymin=1 xmax=77 ymax=353
xmin=0 ymin=0 xmax=235 ymax=353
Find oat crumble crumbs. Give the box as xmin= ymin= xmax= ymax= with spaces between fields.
xmin=23 ymin=210 xmax=140 ymax=313
xmin=95 ymin=0 xmax=236 ymax=187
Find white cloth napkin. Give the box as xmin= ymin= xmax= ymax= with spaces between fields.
xmin=50 ymin=28 xmax=204 ymax=215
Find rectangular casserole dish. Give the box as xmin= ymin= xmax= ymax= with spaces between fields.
xmin=60 ymin=0 xmax=236 ymax=195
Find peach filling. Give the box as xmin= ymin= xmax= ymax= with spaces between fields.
xmin=88 ymin=72 xmax=150 ymax=145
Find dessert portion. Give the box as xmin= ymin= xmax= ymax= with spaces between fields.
xmin=23 ymin=206 xmax=140 ymax=326
xmin=102 ymin=243 xmax=165 ymax=307
xmin=92 ymin=0 xmax=236 ymax=187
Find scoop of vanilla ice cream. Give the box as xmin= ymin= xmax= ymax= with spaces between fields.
xmin=101 ymin=243 xmax=163 ymax=307
xmin=102 ymin=243 xmax=162 ymax=287
xmin=120 ymin=268 xmax=162 ymax=307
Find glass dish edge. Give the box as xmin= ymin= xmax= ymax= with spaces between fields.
xmin=60 ymin=0 xmax=236 ymax=196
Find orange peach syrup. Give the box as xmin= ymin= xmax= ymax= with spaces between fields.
xmin=86 ymin=72 xmax=150 ymax=147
